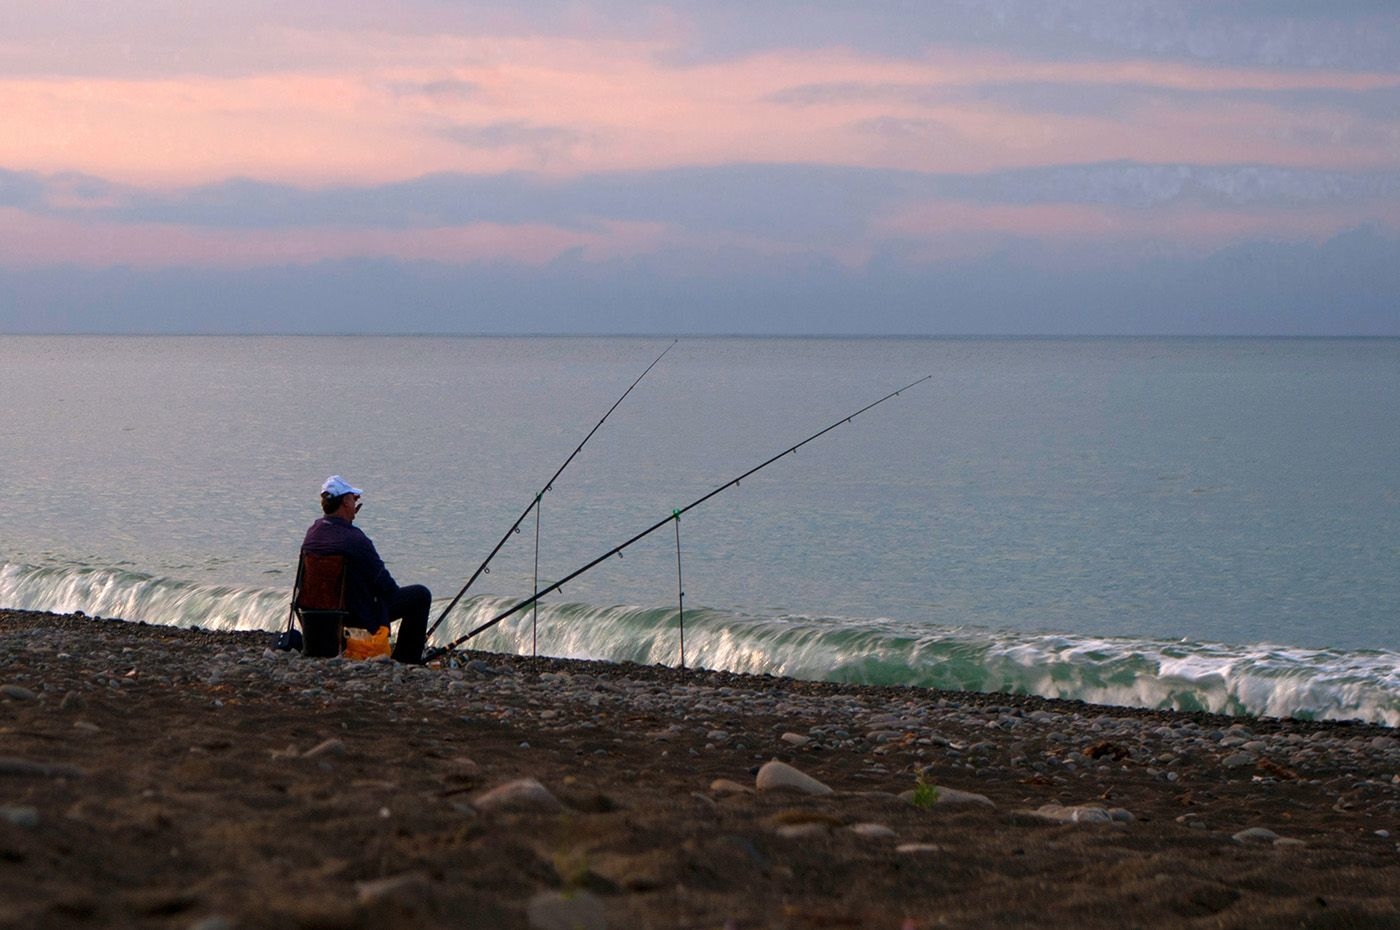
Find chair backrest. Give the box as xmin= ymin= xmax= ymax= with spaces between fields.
xmin=295 ymin=552 xmax=347 ymax=611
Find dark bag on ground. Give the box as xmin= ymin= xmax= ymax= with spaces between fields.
xmin=274 ymin=628 xmax=303 ymax=652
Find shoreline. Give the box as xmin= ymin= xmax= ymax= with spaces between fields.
xmin=7 ymin=557 xmax=1399 ymax=725
xmin=4 ymin=609 xmax=1400 ymax=928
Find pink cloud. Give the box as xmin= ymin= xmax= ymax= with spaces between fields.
xmin=1 ymin=19 xmax=1396 ymax=276
xmin=2 ymin=33 xmax=1395 ymax=187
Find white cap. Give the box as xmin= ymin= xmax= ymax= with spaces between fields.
xmin=321 ymin=475 xmax=364 ymax=497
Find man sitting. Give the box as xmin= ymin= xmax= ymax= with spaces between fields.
xmin=300 ymin=475 xmax=430 ymax=664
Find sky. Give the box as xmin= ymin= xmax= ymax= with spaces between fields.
xmin=1 ymin=1 xmax=1398 ymax=335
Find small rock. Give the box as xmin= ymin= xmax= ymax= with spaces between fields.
xmin=899 ymin=785 xmax=995 ymax=808
xmin=1222 ymin=752 xmax=1256 ymax=768
xmin=1232 ymin=827 xmax=1279 ymax=845
xmin=848 ymin=822 xmax=898 ymax=839
xmin=473 ymin=778 xmax=564 ymax=813
xmin=303 ymin=739 xmax=346 ymax=759
xmin=780 ymin=733 xmax=811 ymax=747
xmin=774 ymin=822 xmax=829 ymax=839
xmin=709 ymin=779 xmax=752 ymax=795
xmin=0 ymin=806 xmax=40 ymax=828
xmin=1 ymin=685 xmax=38 ymax=702
xmin=1031 ymin=804 xmax=1116 ymax=824
xmin=896 ymin=843 xmax=943 ymax=854
xmin=755 ymin=760 xmax=833 ymax=796
xmin=526 ymin=889 xmax=606 ymax=930
xmin=355 ymin=872 xmax=432 ymax=905
xmin=0 ymin=756 xmax=84 ymax=778
xmin=450 ymin=756 xmax=481 ymax=775
xmin=930 ymin=786 xmax=994 ymax=808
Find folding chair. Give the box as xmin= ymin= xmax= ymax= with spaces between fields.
xmin=292 ymin=552 xmax=349 ymax=658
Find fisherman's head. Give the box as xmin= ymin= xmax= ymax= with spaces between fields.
xmin=320 ymin=475 xmax=364 ymax=518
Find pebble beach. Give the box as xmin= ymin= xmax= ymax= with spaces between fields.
xmin=4 ymin=608 xmax=1400 ymax=929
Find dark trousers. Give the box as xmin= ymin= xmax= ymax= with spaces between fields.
xmin=387 ymin=584 xmax=431 ymax=664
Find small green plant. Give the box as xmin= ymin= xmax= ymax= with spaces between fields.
xmin=911 ymin=777 xmax=940 ymax=810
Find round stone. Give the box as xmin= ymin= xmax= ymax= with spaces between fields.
xmin=755 ymin=760 xmax=833 ymax=796
xmin=473 ymin=778 xmax=564 ymax=812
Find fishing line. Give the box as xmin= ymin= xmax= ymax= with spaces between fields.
xmin=425 ymin=340 xmax=676 ymax=640
xmin=428 ymin=374 xmax=932 ymax=659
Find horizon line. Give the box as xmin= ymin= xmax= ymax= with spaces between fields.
xmin=2 ymin=331 xmax=1399 ymax=340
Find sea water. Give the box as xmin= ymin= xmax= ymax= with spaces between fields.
xmin=2 ymin=335 xmax=1397 ymax=723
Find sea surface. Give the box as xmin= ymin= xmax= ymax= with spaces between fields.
xmin=2 ymin=335 xmax=1398 ymax=723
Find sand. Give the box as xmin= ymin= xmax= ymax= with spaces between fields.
xmin=3 ymin=608 xmax=1400 ymax=929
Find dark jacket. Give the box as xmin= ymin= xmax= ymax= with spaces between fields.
xmin=301 ymin=516 xmax=400 ymax=631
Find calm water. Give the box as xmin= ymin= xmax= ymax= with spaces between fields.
xmin=3 ymin=336 xmax=1398 ymax=721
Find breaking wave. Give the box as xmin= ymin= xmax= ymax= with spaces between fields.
xmin=4 ymin=561 xmax=1398 ymax=726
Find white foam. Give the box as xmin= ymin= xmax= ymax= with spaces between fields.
xmin=6 ymin=560 xmax=1400 ymax=725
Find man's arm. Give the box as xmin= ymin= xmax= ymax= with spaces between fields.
xmin=351 ymin=529 xmax=401 ymax=600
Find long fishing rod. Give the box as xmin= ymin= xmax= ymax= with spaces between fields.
xmin=429 ymin=374 xmax=931 ymax=657
xmin=425 ymin=340 xmax=676 ymax=639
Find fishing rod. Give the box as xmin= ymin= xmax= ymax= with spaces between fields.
xmin=425 ymin=340 xmax=676 ymax=640
xmin=428 ymin=373 xmax=931 ymax=658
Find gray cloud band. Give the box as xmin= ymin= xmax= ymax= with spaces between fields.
xmin=6 ymin=163 xmax=1397 ymax=234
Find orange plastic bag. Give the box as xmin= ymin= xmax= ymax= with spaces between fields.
xmin=343 ymin=627 xmax=391 ymax=660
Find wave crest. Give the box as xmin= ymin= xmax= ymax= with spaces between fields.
xmin=4 ymin=561 xmax=1397 ymax=725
